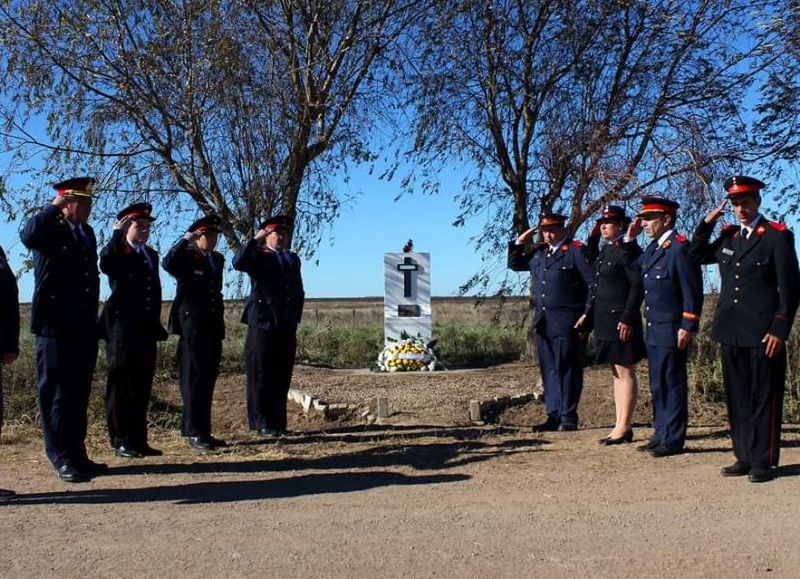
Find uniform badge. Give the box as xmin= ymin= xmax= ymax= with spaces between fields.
xmin=722 ymin=248 xmax=734 ymax=255
xmin=756 ymin=225 xmax=766 ymax=236
xmin=561 ymin=244 xmax=569 ymax=252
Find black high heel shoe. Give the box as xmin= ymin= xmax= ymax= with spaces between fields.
xmin=597 ymin=435 xmax=612 ymax=445
xmin=602 ymin=428 xmax=634 ymax=446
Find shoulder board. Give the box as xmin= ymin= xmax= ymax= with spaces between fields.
xmin=674 ymin=234 xmax=688 ymax=243
xmin=768 ymin=221 xmax=789 ymax=232
xmin=570 ymin=240 xmax=584 ymax=247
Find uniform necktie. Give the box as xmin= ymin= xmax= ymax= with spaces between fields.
xmin=741 ymin=227 xmax=751 ymax=240
xmin=74 ymin=226 xmax=89 ymax=249
xmin=138 ymin=245 xmax=153 ymax=269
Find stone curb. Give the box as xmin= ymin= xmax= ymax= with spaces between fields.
xmin=287 ymin=388 xmax=354 ymax=419
xmin=468 ymin=392 xmax=540 ymax=424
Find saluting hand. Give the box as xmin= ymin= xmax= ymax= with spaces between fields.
xmin=590 ymin=221 xmax=601 ymax=238
xmin=51 ymin=195 xmax=68 ymax=207
xmin=515 ymin=227 xmax=537 ymax=245
xmin=677 ymin=329 xmax=693 ymax=350
xmin=626 ymin=217 xmax=643 ymax=239
xmin=183 ymin=230 xmax=201 ymax=242
xmin=254 ymin=228 xmax=269 ymax=242
xmin=703 ymin=199 xmax=728 ymax=224
xmin=763 ymin=333 xmax=785 ymax=358
xmin=617 ymin=322 xmax=632 ymax=342
xmin=113 ymin=215 xmax=132 ymax=231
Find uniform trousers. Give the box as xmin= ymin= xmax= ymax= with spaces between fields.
xmin=245 ymin=326 xmax=297 ymax=431
xmin=646 ymin=344 xmax=688 ymax=449
xmin=35 ymin=335 xmax=98 ymax=467
xmin=536 ymin=331 xmax=586 ymax=426
xmin=105 ymin=338 xmax=157 ymax=449
xmin=177 ymin=336 xmax=222 ymax=437
xmin=721 ymin=345 xmax=785 ymax=469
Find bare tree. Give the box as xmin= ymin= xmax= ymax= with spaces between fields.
xmin=0 ymin=0 xmax=423 ymax=251
xmin=403 ymin=0 xmax=788 ymax=295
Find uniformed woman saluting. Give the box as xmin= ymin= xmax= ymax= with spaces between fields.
xmin=586 ymin=205 xmax=646 ymax=445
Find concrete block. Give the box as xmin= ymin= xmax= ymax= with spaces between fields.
xmin=469 ymin=400 xmax=482 ymax=422
xmin=376 ymin=397 xmax=389 ymax=418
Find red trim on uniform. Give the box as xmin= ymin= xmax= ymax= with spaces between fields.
xmin=641 ymin=202 xmax=676 ymax=215
xmin=768 ymin=394 xmax=779 ymax=466
xmin=570 ymin=240 xmax=584 ymax=247
xmin=682 ymin=312 xmax=700 ymax=321
xmin=774 ymin=314 xmax=789 ymax=321
xmin=123 ymin=210 xmax=150 ymax=220
xmin=674 ymin=233 xmax=688 ymax=243
xmin=560 ymin=244 xmax=569 ymax=252
xmin=726 ymin=184 xmax=761 ymax=195
xmin=768 ymin=221 xmax=788 ymax=232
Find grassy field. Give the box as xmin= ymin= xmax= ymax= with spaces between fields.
xmin=4 ymin=295 xmax=800 ymax=427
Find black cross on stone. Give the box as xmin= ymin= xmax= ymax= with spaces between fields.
xmin=397 ymin=257 xmax=419 ymax=298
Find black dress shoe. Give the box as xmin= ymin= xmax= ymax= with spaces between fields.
xmin=531 ymin=420 xmax=560 ymax=433
xmin=114 ymin=446 xmax=144 ymax=459
xmin=79 ymin=458 xmax=109 ymax=474
xmin=0 ymin=488 xmax=16 ymax=502
xmin=636 ymin=440 xmax=660 ymax=452
xmin=602 ymin=429 xmax=634 ymax=446
xmin=557 ymin=423 xmax=578 ymax=432
xmin=748 ymin=466 xmax=774 ymax=483
xmin=649 ymin=445 xmax=684 ymax=458
xmin=57 ymin=463 xmax=90 ymax=483
xmin=138 ymin=445 xmax=163 ymax=456
xmin=207 ymin=435 xmax=228 ymax=448
xmin=720 ymin=461 xmax=751 ymax=477
xmin=259 ymin=427 xmax=280 ymax=437
xmin=188 ymin=436 xmax=214 ymax=451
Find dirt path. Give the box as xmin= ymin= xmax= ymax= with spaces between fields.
xmin=2 ymin=366 xmax=799 ymax=578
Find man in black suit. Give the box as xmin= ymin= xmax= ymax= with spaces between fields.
xmin=508 ymin=213 xmax=596 ymax=432
xmin=690 ymin=176 xmax=800 ymax=482
xmin=0 ymin=244 xmax=20 ymax=500
xmin=20 ymin=177 xmax=105 ymax=482
xmin=100 ymin=202 xmax=168 ymax=458
xmin=232 ymin=215 xmax=304 ymax=436
xmin=162 ymin=215 xmax=226 ymax=451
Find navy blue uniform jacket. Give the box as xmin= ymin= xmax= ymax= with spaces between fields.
xmin=633 ymin=232 xmax=703 ymax=347
xmin=99 ymin=230 xmax=168 ymax=341
xmin=162 ymin=239 xmax=225 ymax=341
xmin=232 ymin=240 xmax=304 ymax=331
xmin=20 ymin=205 xmax=100 ymax=338
xmin=690 ymin=218 xmax=800 ymax=346
xmin=508 ymin=239 xmax=596 ymax=336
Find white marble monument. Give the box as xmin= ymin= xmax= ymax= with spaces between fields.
xmin=384 ymin=249 xmax=431 ymax=345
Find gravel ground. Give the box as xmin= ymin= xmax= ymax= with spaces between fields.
xmin=2 ymin=363 xmax=797 ymax=578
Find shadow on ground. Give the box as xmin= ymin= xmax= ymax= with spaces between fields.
xmin=8 ymin=471 xmax=472 ymax=506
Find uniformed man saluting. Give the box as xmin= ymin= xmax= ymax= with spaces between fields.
xmin=690 ymin=176 xmax=800 ymax=482
xmin=20 ymin=177 xmax=105 ymax=482
xmin=232 ymin=215 xmax=304 ymax=437
xmin=162 ymin=215 xmax=227 ymax=451
xmin=100 ymin=202 xmax=168 ymax=458
xmin=508 ymin=213 xmax=596 ymax=432
xmin=626 ymin=196 xmax=702 ymax=457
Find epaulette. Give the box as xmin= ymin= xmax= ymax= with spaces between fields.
xmin=768 ymin=221 xmax=788 ymax=232
xmin=570 ymin=239 xmax=584 ymax=247
xmin=674 ymin=233 xmax=688 ymax=243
